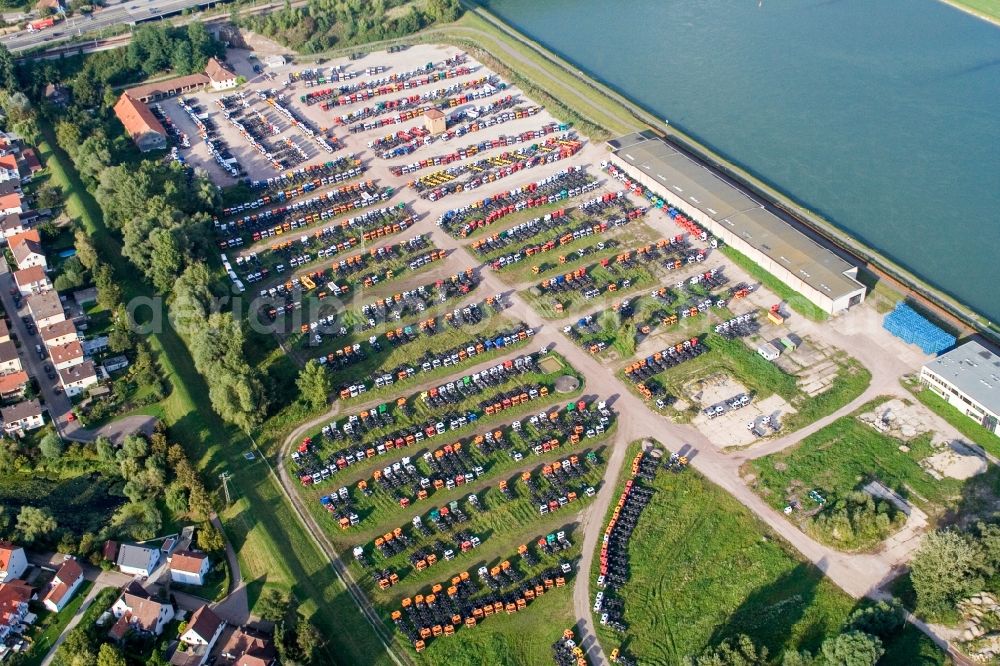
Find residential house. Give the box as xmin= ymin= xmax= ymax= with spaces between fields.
xmin=169 ymin=551 xmax=210 ymax=586
xmin=59 ymin=361 xmax=97 ymax=398
xmin=0 ymin=372 xmax=29 ymax=400
xmin=0 ymin=579 xmax=32 ymax=643
xmin=116 ymin=544 xmax=160 ymax=577
xmin=11 ymin=237 xmax=45 ymax=271
xmin=0 ymin=154 xmax=18 ymax=185
xmin=169 ymin=605 xmax=225 ymax=666
xmin=7 ymin=229 xmax=40 ymax=252
xmin=205 ymin=58 xmax=238 ymax=91
xmin=50 ymin=340 xmax=83 ymax=370
xmin=0 ymin=544 xmax=27 ymax=583
xmin=109 ymin=581 xmax=175 ymax=640
xmin=103 ymin=355 xmax=129 ymax=374
xmin=26 ymin=291 xmax=64 ymax=328
xmin=40 ymin=320 xmax=77 ymax=349
xmin=0 ymin=214 xmax=27 ymax=241
xmin=1 ymin=399 xmax=44 ymax=434
xmin=220 ymin=626 xmax=277 ymax=666
xmin=0 ymin=319 xmax=8 ymax=344
xmin=13 ymin=265 xmax=50 ymax=295
xmin=114 ymin=94 xmax=168 ymax=153
xmin=0 ymin=192 xmax=23 ymax=217
xmin=0 ymin=341 xmax=21 ymax=375
xmin=81 ymin=336 xmax=108 ymax=356
xmin=42 ymin=559 xmax=84 ymax=612
xmin=20 ymin=149 xmax=41 ymax=179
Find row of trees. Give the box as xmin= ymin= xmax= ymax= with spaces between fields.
xmin=257 ymin=589 xmax=325 ymax=665
xmin=243 ymin=0 xmax=461 ymax=53
xmin=686 ymin=601 xmax=905 ymax=666
xmin=17 ymin=24 xmax=222 ymax=109
xmin=173 ymin=264 xmax=269 ymax=431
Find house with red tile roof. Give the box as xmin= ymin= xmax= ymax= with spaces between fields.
xmin=0 ymin=579 xmax=33 ymax=642
xmin=109 ymin=581 xmax=175 ymax=640
xmin=170 ymin=605 xmax=225 ymax=666
xmin=169 ymin=551 xmax=210 ymax=586
xmin=0 ymin=543 xmax=27 ymax=584
xmin=114 ymin=94 xmax=167 ymax=153
xmin=42 ymin=559 xmax=84 ymax=612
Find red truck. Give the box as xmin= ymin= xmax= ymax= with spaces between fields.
xmin=27 ymin=16 xmax=57 ymax=31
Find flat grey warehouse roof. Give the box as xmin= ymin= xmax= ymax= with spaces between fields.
xmin=924 ymin=340 xmax=1000 ymax=416
xmin=608 ymin=132 xmax=864 ymax=299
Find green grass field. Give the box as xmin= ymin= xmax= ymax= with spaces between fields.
xmin=942 ymin=0 xmax=1000 ymax=23
xmin=746 ymin=407 xmax=964 ymax=521
xmin=720 ymin=246 xmax=829 ymax=322
xmin=591 ymin=442 xmax=857 ymax=663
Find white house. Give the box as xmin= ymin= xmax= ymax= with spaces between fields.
xmin=2 ymin=399 xmax=44 ymax=434
xmin=205 ymin=58 xmax=238 ymax=91
xmin=40 ymin=320 xmax=78 ymax=349
xmin=0 ymin=543 xmax=28 ymax=583
xmin=109 ymin=581 xmax=175 ymax=640
xmin=26 ymin=291 xmax=64 ymax=328
xmin=13 ymin=265 xmax=51 ymax=295
xmin=116 ymin=544 xmax=160 ymax=577
xmin=42 ymin=559 xmax=85 ymax=612
xmin=170 ymin=605 xmax=225 ymax=666
xmin=169 ymin=551 xmax=210 ymax=586
xmin=59 ymin=361 xmax=98 ymax=398
xmin=11 ymin=238 xmax=44 ymax=270
xmin=0 ymin=192 xmax=23 ymax=217
xmin=0 ymin=341 xmax=22 ymax=375
xmin=50 ymin=341 xmax=84 ymax=371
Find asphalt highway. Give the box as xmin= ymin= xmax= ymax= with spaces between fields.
xmin=1 ymin=0 xmax=214 ymax=53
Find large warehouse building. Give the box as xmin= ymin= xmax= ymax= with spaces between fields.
xmin=920 ymin=340 xmax=1000 ymax=435
xmin=607 ymin=132 xmax=866 ymax=315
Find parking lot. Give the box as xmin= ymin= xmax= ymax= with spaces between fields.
xmin=182 ymin=40 xmax=881 ymax=661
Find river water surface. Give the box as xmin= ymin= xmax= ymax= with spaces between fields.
xmin=483 ymin=0 xmax=1000 ymax=323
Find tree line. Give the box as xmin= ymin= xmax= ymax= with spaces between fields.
xmin=242 ymin=0 xmax=462 ymax=54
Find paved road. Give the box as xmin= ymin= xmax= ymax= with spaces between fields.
xmin=1 ymin=0 xmax=215 ymax=53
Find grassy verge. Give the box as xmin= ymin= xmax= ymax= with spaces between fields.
xmin=720 ymin=245 xmax=829 ymax=322
xmin=906 ymin=380 xmax=1000 ymax=459
xmin=590 ymin=441 xmax=857 ymax=662
xmin=37 ymin=126 xmax=396 ymax=666
xmin=24 ymin=580 xmax=95 ymax=666
xmin=940 ymin=0 xmax=1000 ymax=24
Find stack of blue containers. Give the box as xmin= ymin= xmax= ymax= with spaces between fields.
xmin=882 ymin=302 xmax=956 ymax=355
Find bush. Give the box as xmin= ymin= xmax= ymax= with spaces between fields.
xmin=807 ymin=491 xmax=905 ymax=551
xmin=820 ymin=630 xmax=883 ymax=666
xmin=846 ymin=600 xmax=905 ymax=638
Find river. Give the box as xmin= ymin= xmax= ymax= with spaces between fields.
xmin=482 ymin=0 xmax=1000 ymax=324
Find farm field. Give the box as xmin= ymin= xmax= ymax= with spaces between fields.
xmin=590 ymin=441 xmax=857 ymax=663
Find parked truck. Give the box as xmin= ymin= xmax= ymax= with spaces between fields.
xmin=27 ymin=16 xmax=58 ymax=31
